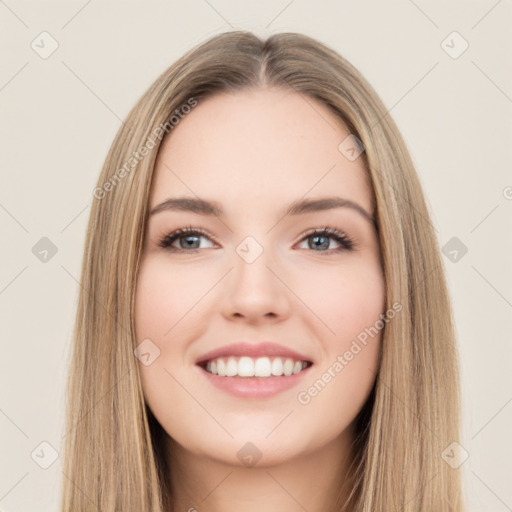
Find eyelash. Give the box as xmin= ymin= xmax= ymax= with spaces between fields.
xmin=157 ymin=225 xmax=356 ymax=254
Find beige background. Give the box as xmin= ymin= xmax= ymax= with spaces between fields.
xmin=1 ymin=1 xmax=511 ymax=510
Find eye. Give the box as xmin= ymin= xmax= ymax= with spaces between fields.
xmin=158 ymin=226 xmax=217 ymax=252
xmin=158 ymin=225 xmax=356 ymax=254
xmin=296 ymin=227 xmax=355 ymax=253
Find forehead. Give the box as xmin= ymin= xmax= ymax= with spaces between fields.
xmin=150 ymin=88 xmax=373 ymax=215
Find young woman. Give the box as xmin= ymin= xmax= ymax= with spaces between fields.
xmin=60 ymin=31 xmax=464 ymax=511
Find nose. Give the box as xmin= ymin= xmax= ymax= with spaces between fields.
xmin=220 ymin=242 xmax=291 ymax=324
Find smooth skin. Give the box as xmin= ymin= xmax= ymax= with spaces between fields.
xmin=134 ymin=87 xmax=385 ymax=512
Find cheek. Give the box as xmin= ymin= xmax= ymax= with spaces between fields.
xmin=133 ymin=259 xmax=195 ymax=406
xmin=134 ymin=257 xmax=211 ymax=342
xmin=293 ymin=257 xmax=386 ymax=341
xmin=291 ymin=259 xmax=384 ymax=418
xmin=133 ymin=258 xmax=202 ymax=432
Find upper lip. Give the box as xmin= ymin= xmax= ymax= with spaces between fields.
xmin=195 ymin=342 xmax=314 ymax=365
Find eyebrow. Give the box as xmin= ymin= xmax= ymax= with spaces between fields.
xmin=150 ymin=196 xmax=376 ymax=225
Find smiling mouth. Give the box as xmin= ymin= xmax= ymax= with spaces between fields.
xmin=198 ymin=356 xmax=313 ymax=378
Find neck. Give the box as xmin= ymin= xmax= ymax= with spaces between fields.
xmin=164 ymin=424 xmax=358 ymax=512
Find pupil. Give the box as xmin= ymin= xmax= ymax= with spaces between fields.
xmin=183 ymin=235 xmax=199 ymax=249
xmin=311 ymin=235 xmax=328 ymax=250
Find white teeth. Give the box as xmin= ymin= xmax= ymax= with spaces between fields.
xmin=216 ymin=358 xmax=226 ymax=376
xmin=204 ymin=356 xmax=309 ymax=378
xmin=238 ymin=356 xmax=255 ymax=377
xmin=271 ymin=357 xmax=283 ymax=376
xmin=255 ymin=357 xmax=272 ymax=377
xmin=225 ymin=357 xmax=238 ymax=377
xmin=283 ymin=358 xmax=294 ymax=376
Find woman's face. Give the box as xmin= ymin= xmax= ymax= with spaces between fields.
xmin=134 ymin=87 xmax=385 ymax=467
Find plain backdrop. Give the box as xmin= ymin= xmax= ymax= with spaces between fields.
xmin=0 ymin=1 xmax=511 ymax=511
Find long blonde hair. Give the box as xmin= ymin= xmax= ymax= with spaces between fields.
xmin=60 ymin=30 xmax=464 ymax=511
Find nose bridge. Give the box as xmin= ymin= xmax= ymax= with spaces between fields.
xmin=235 ymin=234 xmax=267 ymax=267
xmin=222 ymin=233 xmax=290 ymax=320
xmin=232 ymin=234 xmax=276 ymax=288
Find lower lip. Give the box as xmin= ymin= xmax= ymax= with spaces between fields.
xmin=197 ymin=364 xmax=313 ymax=398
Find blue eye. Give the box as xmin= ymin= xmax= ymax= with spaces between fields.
xmin=297 ymin=227 xmax=355 ymax=252
xmin=158 ymin=226 xmax=215 ymax=251
xmin=158 ymin=226 xmax=355 ymax=253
